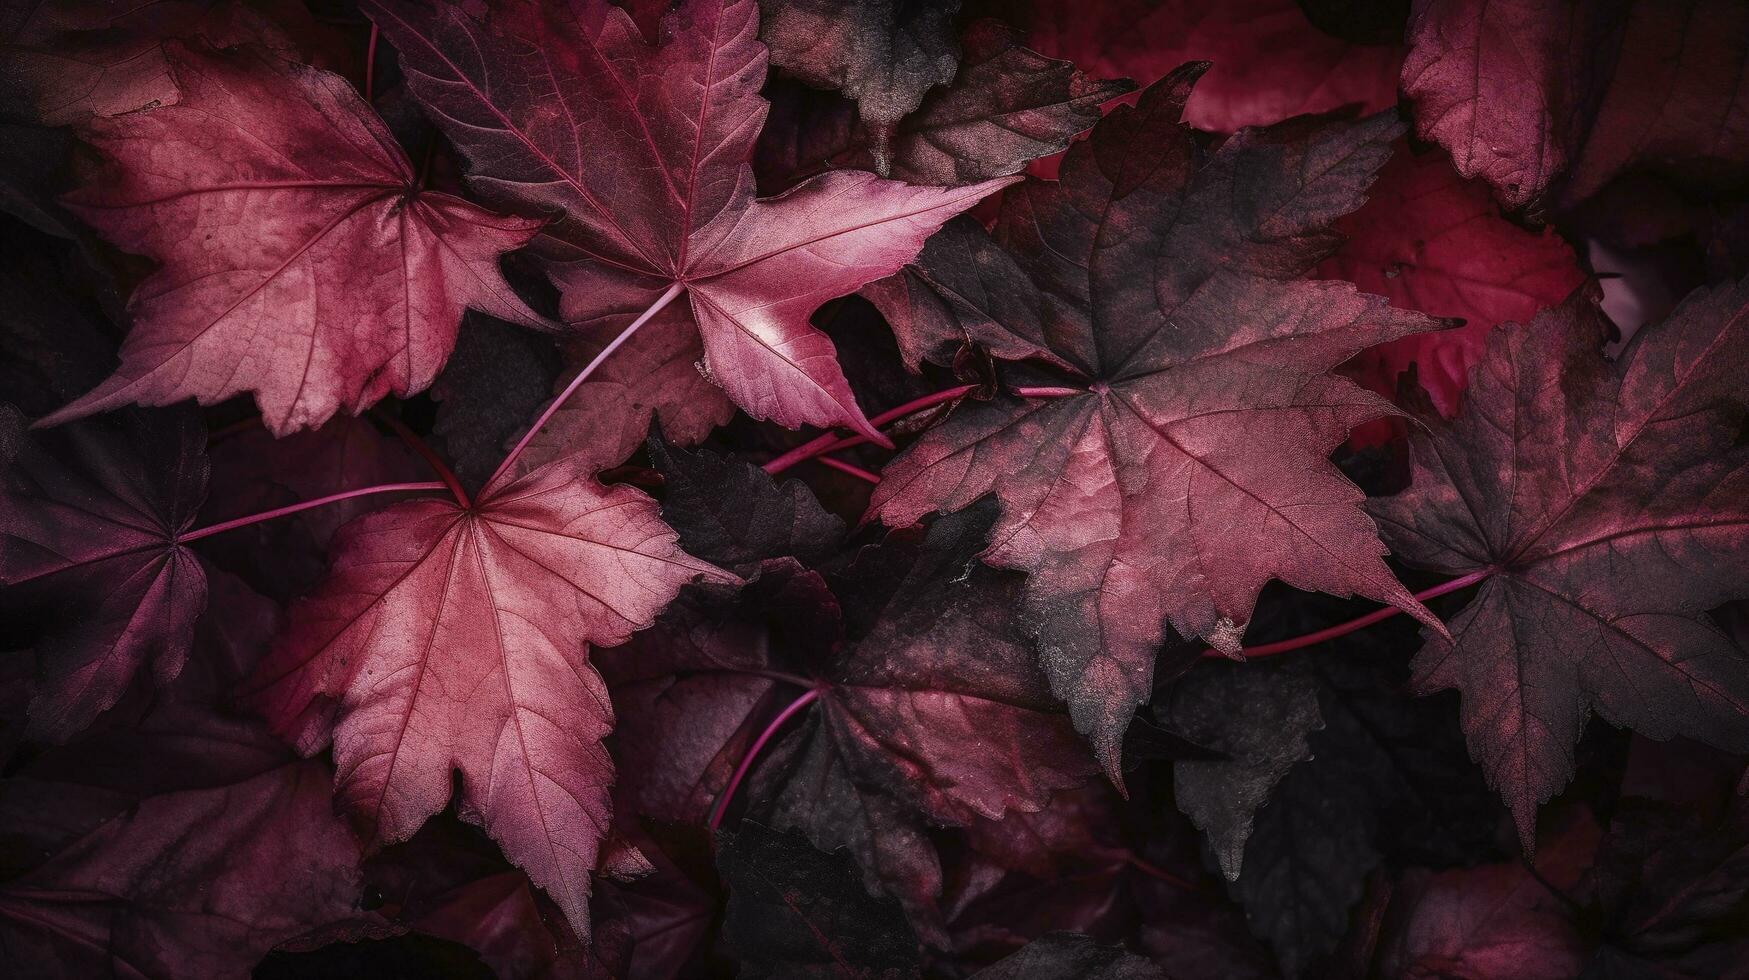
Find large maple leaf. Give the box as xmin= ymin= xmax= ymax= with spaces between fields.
xmin=865 ymin=68 xmax=1447 ymax=773
xmin=361 ymin=0 xmax=1012 ymax=448
xmin=243 ymin=458 xmax=732 ymax=938
xmin=0 ymin=404 xmax=208 ymax=741
xmin=39 ymin=41 xmax=547 ymax=437
xmin=1369 ymin=283 xmax=1749 ymax=846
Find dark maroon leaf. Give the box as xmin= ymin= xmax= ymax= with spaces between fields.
xmin=1161 ymin=659 xmax=1324 ymax=879
xmin=1369 ymin=815 xmax=1599 ymax=979
xmin=1 ymin=404 xmax=208 ymax=741
xmin=1402 ymin=0 xmax=1749 ymax=212
xmin=648 ymin=435 xmax=846 ymax=573
xmin=0 ymin=573 xmax=378 ymax=980
xmin=1368 ymin=283 xmax=1749 ymax=847
xmin=867 ymin=69 xmax=1447 ymax=775
xmin=717 ymin=820 xmax=922 ymax=979
xmin=201 ymin=415 xmax=427 ymax=600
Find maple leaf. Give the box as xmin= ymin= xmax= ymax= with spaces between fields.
xmin=717 ymin=821 xmax=923 ymax=978
xmin=1316 ymin=143 xmax=1588 ymax=424
xmin=0 ymin=574 xmax=378 ymax=980
xmin=0 ymin=0 xmax=350 ymax=126
xmin=1401 ymin=0 xmax=1749 ymax=211
xmin=1007 ymin=0 xmax=1404 ymax=133
xmin=759 ymin=0 xmax=962 ymax=171
xmin=38 ymin=40 xmax=547 ymax=437
xmin=1368 ymin=283 xmax=1749 ymax=847
xmin=243 ymin=457 xmax=733 ymax=939
xmin=866 ymin=68 xmax=1448 ymax=774
xmin=362 ymin=0 xmax=1013 ymax=447
xmin=0 ymin=404 xmax=208 ymax=741
xmin=756 ymin=21 xmax=1135 ymax=189
xmin=746 ymin=505 xmax=1097 ymax=940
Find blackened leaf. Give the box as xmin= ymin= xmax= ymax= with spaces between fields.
xmin=649 ymin=436 xmax=845 ymax=574
xmin=758 ymin=21 xmax=1133 ymax=188
xmin=971 ymin=932 xmax=1163 ymax=979
xmin=759 ymin=0 xmax=962 ymax=170
xmin=748 ymin=506 xmax=1097 ymax=939
xmin=718 ymin=821 xmax=921 ymax=979
xmin=431 ymin=313 xmax=563 ymax=493
xmin=1160 ymin=659 xmax=1324 ymax=880
xmin=1228 ymin=744 xmax=1380 ymax=978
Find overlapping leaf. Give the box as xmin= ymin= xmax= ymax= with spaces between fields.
xmin=0 ymin=574 xmax=376 ymax=980
xmin=867 ymin=68 xmax=1447 ymax=774
xmin=364 ymin=0 xmax=1012 ymax=454
xmin=0 ymin=404 xmax=208 ymax=740
xmin=1317 ymin=144 xmax=1588 ymax=423
xmin=1402 ymin=0 xmax=1749 ymax=211
xmin=243 ymin=459 xmax=731 ymax=937
xmin=1007 ymin=0 xmax=1404 ymax=133
xmin=757 ymin=21 xmax=1134 ymax=189
xmin=38 ymin=41 xmax=546 ymax=436
xmin=1370 ymin=283 xmax=1749 ymax=845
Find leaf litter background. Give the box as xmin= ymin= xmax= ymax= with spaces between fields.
xmin=1 ymin=1 xmax=1748 ymax=978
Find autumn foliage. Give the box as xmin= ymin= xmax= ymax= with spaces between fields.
xmin=2 ymin=1 xmax=1748 ymax=978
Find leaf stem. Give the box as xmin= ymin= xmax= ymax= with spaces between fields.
xmin=1217 ymin=567 xmax=1497 ymax=660
xmin=763 ymin=384 xmax=978 ymax=476
xmin=179 ymin=482 xmax=448 ymax=543
xmin=488 ymin=281 xmax=685 ymax=490
xmin=708 ymin=687 xmax=821 ymax=831
xmin=376 ymin=411 xmax=470 ymax=507
xmin=762 ymin=383 xmax=1084 ymax=477
xmin=365 ymin=24 xmax=379 ymax=102
xmin=815 ymin=455 xmax=881 ymax=484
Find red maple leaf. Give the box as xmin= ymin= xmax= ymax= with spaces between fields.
xmin=39 ymin=41 xmax=548 ymax=436
xmin=243 ymin=458 xmax=733 ymax=938
xmin=867 ymin=68 xmax=1448 ymax=774
xmin=1316 ymin=143 xmax=1588 ymax=429
xmin=361 ymin=0 xmax=1013 ymax=450
xmin=1369 ymin=283 xmax=1749 ymax=846
xmin=0 ymin=405 xmax=208 ymax=741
